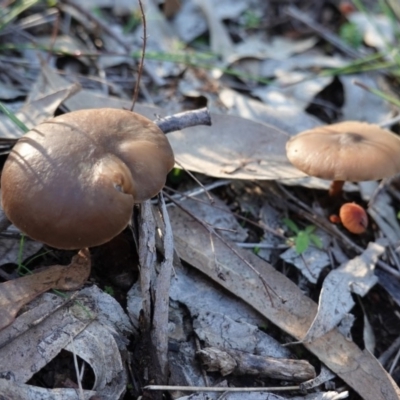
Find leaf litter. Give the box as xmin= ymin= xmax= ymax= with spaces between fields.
xmin=1 ymin=1 xmax=400 ymax=399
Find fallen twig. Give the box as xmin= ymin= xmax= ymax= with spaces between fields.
xmin=198 ymin=346 xmax=315 ymax=382
xmin=155 ymin=107 xmax=212 ymax=133
xmin=144 ymin=384 xmax=301 ymax=392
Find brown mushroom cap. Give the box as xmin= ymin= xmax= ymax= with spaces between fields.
xmin=1 ymin=108 xmax=175 ymax=249
xmin=286 ymin=121 xmax=400 ymax=181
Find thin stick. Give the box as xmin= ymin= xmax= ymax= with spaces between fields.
xmin=144 ymin=385 xmax=301 ymax=392
xmin=389 ymin=345 xmax=400 ymax=375
xmin=69 ymin=336 xmax=85 ymax=400
xmin=174 ymin=159 xmax=214 ymax=203
xmin=164 ymin=180 xmax=232 ymax=202
xmin=285 ymin=5 xmax=365 ymax=59
xmin=131 ymin=0 xmax=147 ymax=111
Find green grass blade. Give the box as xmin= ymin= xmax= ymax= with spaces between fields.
xmin=0 ymin=102 xmax=29 ymax=133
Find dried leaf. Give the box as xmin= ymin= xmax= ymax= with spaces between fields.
xmin=168 ymin=112 xmax=302 ymax=180
xmin=37 ymin=64 xmax=163 ymax=119
xmin=0 ymin=284 xmax=132 ymax=398
xmin=0 ymin=378 xmax=97 ymax=399
xmin=64 ymin=317 xmax=127 ymax=398
xmin=193 ymin=310 xmax=291 ymax=359
xmin=173 ymin=0 xmax=249 ymax=43
xmin=303 ymin=242 xmax=383 ymax=343
xmin=0 ymin=291 xmax=96 ymax=383
xmin=179 ymin=194 xmax=248 ymax=242
xmin=0 ymin=249 xmax=91 ymax=330
xmin=220 ymin=88 xmax=321 ymax=136
xmin=0 ymin=82 xmax=81 ymax=139
xmin=252 ymin=73 xmax=333 ymax=118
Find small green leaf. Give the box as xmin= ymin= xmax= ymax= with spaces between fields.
xmin=310 ymin=234 xmax=323 ymax=249
xmin=295 ymin=231 xmax=310 ymax=254
xmin=339 ymin=22 xmax=363 ymax=49
xmin=104 ymin=286 xmax=115 ymax=297
xmin=283 ymin=218 xmax=300 ymax=234
xmin=304 ymin=225 xmax=316 ymax=234
xmin=253 ymin=246 xmax=260 ymax=255
xmin=242 ymin=10 xmax=262 ymax=29
xmin=168 ymin=167 xmax=184 ymax=184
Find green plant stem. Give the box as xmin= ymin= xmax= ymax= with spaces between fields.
xmin=353 ymin=80 xmax=400 ymax=108
xmin=0 ymin=102 xmax=29 ymax=133
xmin=0 ymin=0 xmax=42 ymax=32
xmin=17 ymin=234 xmax=26 ymax=274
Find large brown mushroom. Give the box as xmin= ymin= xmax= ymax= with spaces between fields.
xmin=1 ymin=108 xmax=175 ymax=249
xmin=286 ymin=121 xmax=400 ymax=196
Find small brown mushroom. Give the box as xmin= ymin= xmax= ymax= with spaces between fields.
xmin=339 ymin=202 xmax=368 ymax=234
xmin=1 ymin=108 xmax=175 ymax=249
xmin=286 ymin=121 xmax=400 ymax=196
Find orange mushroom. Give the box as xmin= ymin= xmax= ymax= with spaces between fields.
xmin=339 ymin=202 xmax=368 ymax=234
xmin=1 ymin=108 xmax=175 ymax=249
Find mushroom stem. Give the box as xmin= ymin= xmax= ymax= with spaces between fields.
xmin=329 ymin=180 xmax=345 ymax=197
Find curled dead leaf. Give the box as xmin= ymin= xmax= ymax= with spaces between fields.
xmin=0 ymin=249 xmax=91 ymax=330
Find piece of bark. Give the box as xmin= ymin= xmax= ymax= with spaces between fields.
xmin=198 ymin=347 xmax=316 ymax=382
xmin=150 ymin=194 xmax=174 ymax=380
xmin=135 ymin=197 xmax=176 ymax=400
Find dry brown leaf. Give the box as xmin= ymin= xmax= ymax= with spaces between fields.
xmin=168 ymin=112 xmax=305 ymax=180
xmin=0 ymin=249 xmax=91 ymax=330
xmin=303 ymin=242 xmax=383 ymax=343
xmin=169 ymin=206 xmax=400 ymax=400
xmin=220 ymin=87 xmax=320 ymax=136
xmin=0 ymin=83 xmax=81 ymax=139
xmin=37 ymin=64 xmax=163 ymax=118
